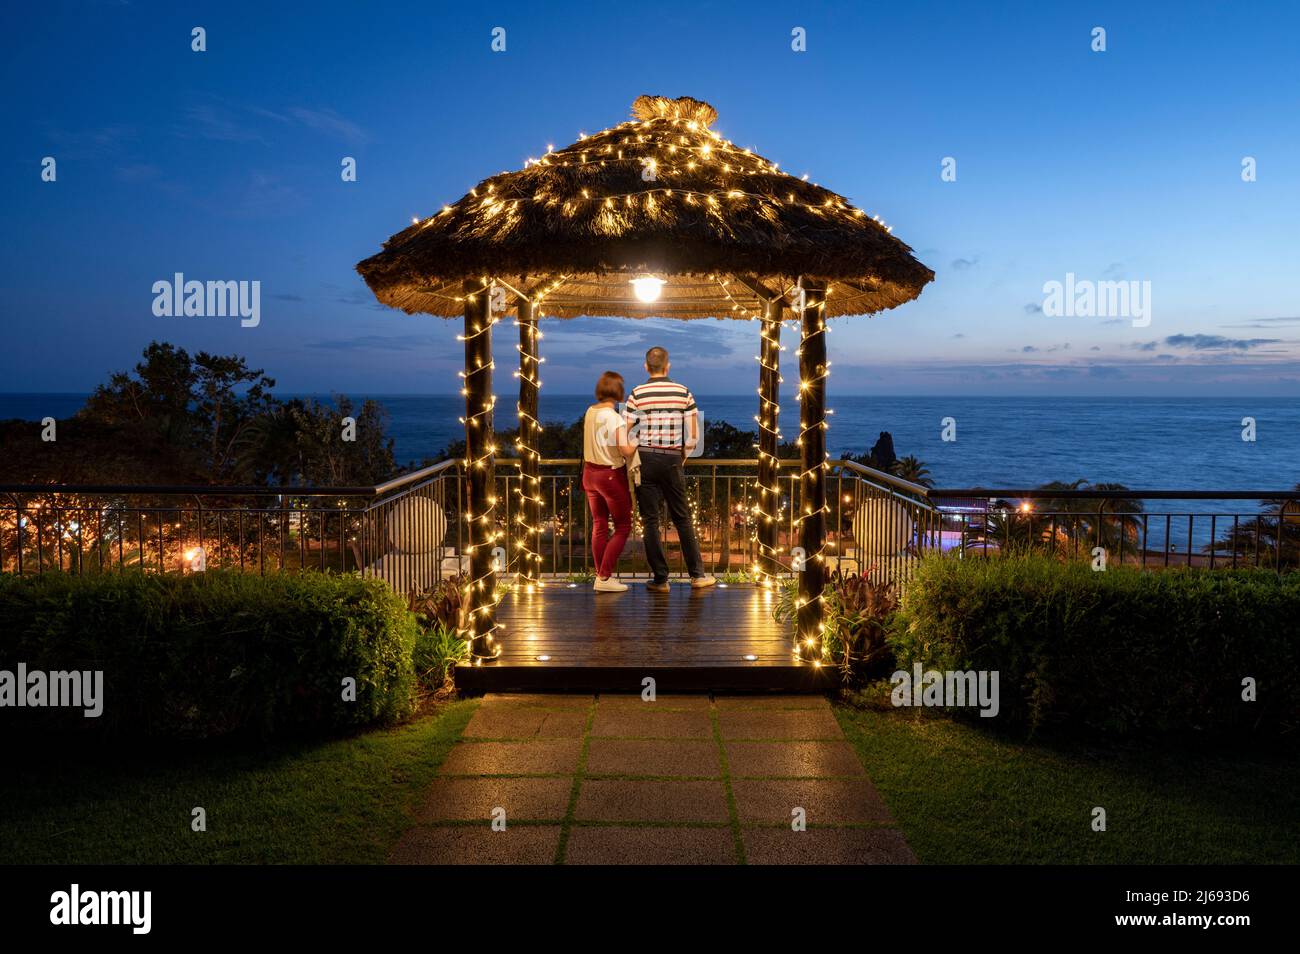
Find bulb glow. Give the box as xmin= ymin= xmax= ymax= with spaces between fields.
xmin=630 ymin=275 xmax=665 ymax=303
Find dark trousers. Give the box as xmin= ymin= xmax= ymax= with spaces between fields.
xmin=635 ymin=451 xmax=705 ymax=581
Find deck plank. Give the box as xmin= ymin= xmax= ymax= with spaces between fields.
xmin=492 ymin=584 xmax=794 ymax=668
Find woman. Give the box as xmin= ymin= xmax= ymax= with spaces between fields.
xmin=582 ymin=371 xmax=638 ymax=592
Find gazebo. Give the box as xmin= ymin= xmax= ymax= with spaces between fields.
xmin=356 ymin=95 xmax=932 ymax=673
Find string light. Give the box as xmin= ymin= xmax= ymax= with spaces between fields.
xmin=396 ymin=101 xmax=895 ymax=666
xmin=789 ymin=281 xmax=833 ymax=663
xmin=512 ymin=297 xmax=545 ymax=589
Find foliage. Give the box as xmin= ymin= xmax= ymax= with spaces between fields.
xmin=970 ymin=479 xmax=1143 ymax=555
xmin=0 ymin=342 xmax=397 ymax=486
xmin=0 ymin=570 xmax=417 ymax=740
xmin=891 ymin=553 xmax=1300 ymax=734
xmin=891 ymin=455 xmax=933 ymax=488
xmin=406 ymin=575 xmax=470 ymax=692
xmin=772 ymin=566 xmax=898 ymax=682
xmin=1206 ymin=484 xmax=1300 ymax=569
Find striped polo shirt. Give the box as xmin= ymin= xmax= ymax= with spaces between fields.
xmin=625 ymin=376 xmax=698 ymax=450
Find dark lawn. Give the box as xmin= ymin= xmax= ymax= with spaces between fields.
xmin=834 ymin=701 xmax=1300 ymax=864
xmin=0 ymin=700 xmax=477 ymax=864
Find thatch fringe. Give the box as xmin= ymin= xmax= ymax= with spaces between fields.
xmin=357 ymin=96 xmax=933 ymax=319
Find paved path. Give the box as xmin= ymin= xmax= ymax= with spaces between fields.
xmin=389 ymin=693 xmax=917 ymax=865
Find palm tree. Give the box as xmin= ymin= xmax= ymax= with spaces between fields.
xmin=1205 ymin=483 xmax=1300 ymax=568
xmin=892 ymin=455 xmax=933 ymax=488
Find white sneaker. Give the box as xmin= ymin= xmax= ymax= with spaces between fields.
xmin=594 ymin=576 xmax=628 ymax=593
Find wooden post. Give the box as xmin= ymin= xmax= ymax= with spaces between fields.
xmin=463 ymin=280 xmax=497 ymax=656
xmin=796 ymin=281 xmax=827 ymax=659
xmin=515 ymin=297 xmax=542 ymax=587
xmin=757 ymin=297 xmax=783 ymax=582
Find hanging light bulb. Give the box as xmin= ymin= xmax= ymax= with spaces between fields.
xmin=630 ymin=275 xmax=665 ymax=303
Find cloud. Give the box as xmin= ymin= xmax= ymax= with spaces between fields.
xmin=950 ymin=256 xmax=979 ymax=271
xmin=178 ymin=104 xmax=266 ymax=143
xmin=270 ymin=293 xmax=304 ymax=302
xmin=1101 ymin=262 xmax=1125 ymax=279
xmin=1023 ymin=302 xmax=1043 ymax=315
xmin=179 ymin=101 xmax=370 ymax=146
xmin=1088 ymin=365 xmax=1125 ymax=379
xmin=1163 ymin=334 xmax=1280 ymax=351
xmin=285 ymin=107 xmax=369 ymax=144
xmin=308 ymin=333 xmax=444 ymax=352
xmin=1021 ymin=345 xmax=1038 ymax=353
xmin=1221 ymin=316 xmax=1300 ymax=329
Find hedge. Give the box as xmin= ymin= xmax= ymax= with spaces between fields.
xmin=890 ymin=555 xmax=1300 ymax=734
xmin=0 ymin=571 xmax=417 ymax=740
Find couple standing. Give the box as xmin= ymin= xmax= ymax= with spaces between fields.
xmin=580 ymin=346 xmax=716 ymax=593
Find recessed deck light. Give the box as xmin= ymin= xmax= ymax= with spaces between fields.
xmin=535 ymin=654 xmax=551 ymax=662
xmin=742 ymin=654 xmax=758 ymax=661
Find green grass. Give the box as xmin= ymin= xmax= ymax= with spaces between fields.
xmin=834 ymin=701 xmax=1300 ymax=864
xmin=0 ymin=700 xmax=478 ymax=864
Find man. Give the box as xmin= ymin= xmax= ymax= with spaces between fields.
xmin=624 ymin=347 xmax=716 ymax=591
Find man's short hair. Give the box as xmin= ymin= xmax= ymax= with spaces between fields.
xmin=645 ymin=347 xmax=669 ymax=374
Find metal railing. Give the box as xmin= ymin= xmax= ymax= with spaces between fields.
xmin=4 ymin=462 xmax=1296 ymax=596
xmin=0 ymin=461 xmax=464 ymax=592
xmin=929 ymin=487 xmax=1300 ymax=571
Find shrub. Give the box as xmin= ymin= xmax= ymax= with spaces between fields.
xmin=890 ymin=554 xmax=1300 ymax=734
xmin=774 ymin=566 xmax=897 ymax=683
xmin=0 ymin=570 xmax=417 ymax=740
xmin=407 ymin=576 xmax=470 ymax=692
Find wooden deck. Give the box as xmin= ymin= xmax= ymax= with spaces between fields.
xmin=456 ymin=583 xmax=835 ymax=692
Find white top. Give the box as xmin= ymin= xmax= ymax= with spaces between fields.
xmin=583 ymin=404 xmax=627 ymax=467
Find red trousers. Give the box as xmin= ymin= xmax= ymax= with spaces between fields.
xmin=582 ymin=462 xmax=632 ymax=578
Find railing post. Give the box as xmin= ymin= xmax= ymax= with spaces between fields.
xmin=463 ymin=279 xmax=499 ymax=659
xmin=515 ymin=296 xmax=543 ymax=589
xmin=756 ymin=296 xmax=784 ymax=584
xmin=795 ymin=280 xmax=828 ymax=661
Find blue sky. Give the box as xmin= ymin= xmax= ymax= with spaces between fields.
xmin=3 ymin=0 xmax=1298 ymax=397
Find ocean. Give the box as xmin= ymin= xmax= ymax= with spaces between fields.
xmin=3 ymin=393 xmax=1297 ymax=497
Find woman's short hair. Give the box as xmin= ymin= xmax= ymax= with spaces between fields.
xmin=595 ymin=370 xmax=625 ymax=402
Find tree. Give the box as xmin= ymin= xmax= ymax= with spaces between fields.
xmin=892 ymin=455 xmax=933 ymax=488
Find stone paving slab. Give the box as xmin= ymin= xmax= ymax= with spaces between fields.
xmin=590 ymin=708 xmax=714 ymax=739
xmin=585 ymin=739 xmax=721 ymax=777
xmin=392 ymin=692 xmax=916 ymax=865
xmin=415 ymin=777 xmax=573 ymax=823
xmin=731 ymin=778 xmax=895 ymax=825
xmin=563 ymin=826 xmax=737 ymax=865
xmin=725 ymin=740 xmax=867 ymax=778
xmin=463 ymin=707 xmax=589 ymax=739
xmin=595 ymin=694 xmax=715 ymax=711
xmin=575 ymin=779 xmax=730 ymax=823
xmin=388 ymin=825 xmax=561 ymax=865
xmin=439 ymin=740 xmax=582 ymax=776
xmin=479 ymin=693 xmax=594 ymax=709
xmin=742 ymin=827 xmax=919 ymax=865
xmin=712 ymin=695 xmax=831 ymax=711
xmin=718 ymin=708 xmax=844 ymax=740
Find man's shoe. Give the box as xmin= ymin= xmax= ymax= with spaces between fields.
xmin=690 ymin=575 xmax=717 ymax=589
xmin=594 ymin=577 xmax=628 ymax=593
xmin=645 ymin=579 xmax=671 ymax=592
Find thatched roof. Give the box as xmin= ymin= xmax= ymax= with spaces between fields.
xmin=356 ymin=95 xmax=933 ymax=319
